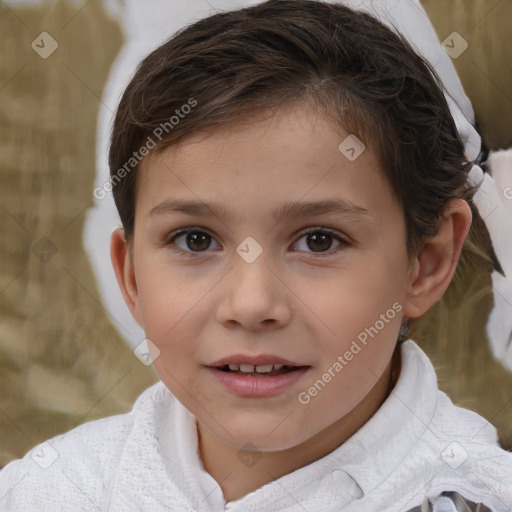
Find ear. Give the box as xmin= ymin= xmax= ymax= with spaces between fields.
xmin=402 ymin=199 xmax=472 ymax=318
xmin=110 ymin=228 xmax=143 ymax=326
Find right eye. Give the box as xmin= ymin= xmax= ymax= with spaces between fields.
xmin=166 ymin=228 xmax=221 ymax=255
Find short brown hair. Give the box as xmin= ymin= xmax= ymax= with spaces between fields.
xmin=108 ymin=0 xmax=476 ymax=257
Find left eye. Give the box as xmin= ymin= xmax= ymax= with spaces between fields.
xmin=293 ymin=229 xmax=348 ymax=254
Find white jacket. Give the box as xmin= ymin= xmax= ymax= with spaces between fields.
xmin=1 ymin=340 xmax=511 ymax=511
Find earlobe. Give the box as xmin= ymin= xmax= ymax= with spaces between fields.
xmin=110 ymin=228 xmax=143 ymax=326
xmin=402 ymin=199 xmax=472 ymax=318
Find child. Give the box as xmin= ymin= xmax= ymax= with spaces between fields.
xmin=1 ymin=0 xmax=511 ymax=510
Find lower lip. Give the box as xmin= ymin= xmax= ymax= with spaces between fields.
xmin=207 ymin=367 xmax=310 ymax=397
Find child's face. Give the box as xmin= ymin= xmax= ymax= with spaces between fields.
xmin=127 ymin=104 xmax=416 ymax=452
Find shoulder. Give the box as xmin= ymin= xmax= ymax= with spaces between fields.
xmin=405 ymin=380 xmax=512 ymax=510
xmin=425 ymin=391 xmax=512 ymax=508
xmin=0 ymin=382 xmax=165 ymax=511
xmin=376 ymin=341 xmax=512 ymax=511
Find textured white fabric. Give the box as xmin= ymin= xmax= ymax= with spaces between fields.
xmin=1 ymin=340 xmax=511 ymax=512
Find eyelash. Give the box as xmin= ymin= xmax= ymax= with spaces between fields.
xmin=164 ymin=227 xmax=350 ymax=258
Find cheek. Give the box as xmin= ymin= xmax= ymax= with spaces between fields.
xmin=145 ymin=282 xmax=207 ymax=380
xmin=302 ymin=261 xmax=404 ymax=331
xmin=297 ymin=262 xmax=404 ymax=396
xmin=134 ymin=254 xmax=208 ymax=337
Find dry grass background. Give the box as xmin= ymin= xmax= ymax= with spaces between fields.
xmin=0 ymin=1 xmax=158 ymax=467
xmin=0 ymin=0 xmax=510 ymax=468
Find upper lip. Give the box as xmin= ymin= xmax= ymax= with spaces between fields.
xmin=207 ymin=354 xmax=308 ymax=367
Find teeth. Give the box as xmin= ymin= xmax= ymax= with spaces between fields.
xmin=229 ymin=363 xmax=288 ymax=373
xmin=255 ymin=364 xmax=273 ymax=373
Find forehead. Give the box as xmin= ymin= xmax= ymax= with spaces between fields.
xmin=136 ymin=105 xmax=393 ymax=222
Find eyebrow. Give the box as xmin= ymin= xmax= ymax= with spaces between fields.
xmin=147 ymin=198 xmax=370 ymax=223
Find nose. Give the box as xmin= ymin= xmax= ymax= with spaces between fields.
xmin=215 ymin=251 xmax=292 ymax=331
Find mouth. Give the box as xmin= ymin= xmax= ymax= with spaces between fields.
xmin=206 ymin=357 xmax=311 ymax=397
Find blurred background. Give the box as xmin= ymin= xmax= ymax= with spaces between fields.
xmin=0 ymin=0 xmax=511 ymax=467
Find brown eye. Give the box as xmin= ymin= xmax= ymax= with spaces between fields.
xmin=293 ymin=229 xmax=348 ymax=254
xmin=185 ymin=231 xmax=211 ymax=251
xmin=168 ymin=229 xmax=220 ymax=253
xmin=306 ymin=232 xmax=333 ymax=252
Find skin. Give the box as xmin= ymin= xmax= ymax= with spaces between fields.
xmin=111 ymin=104 xmax=472 ymax=502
